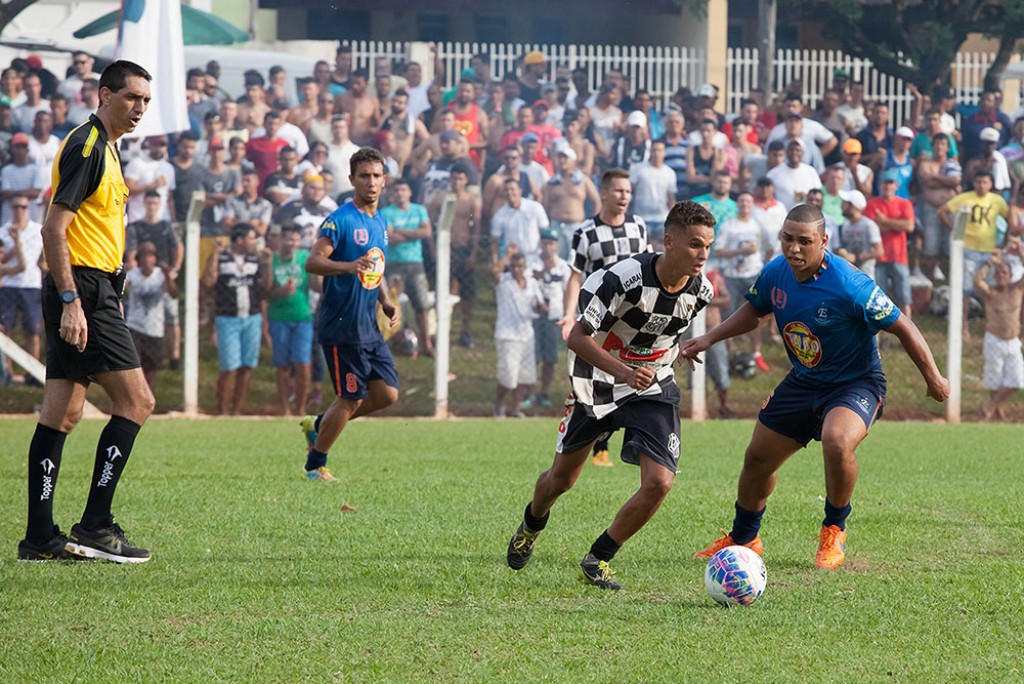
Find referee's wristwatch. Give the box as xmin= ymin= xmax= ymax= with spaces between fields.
xmin=60 ymin=290 xmax=80 ymax=305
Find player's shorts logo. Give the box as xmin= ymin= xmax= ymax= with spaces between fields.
xmin=783 ymin=321 xmax=822 ymax=368
xmin=359 ymin=247 xmax=385 ymax=289
xmin=772 ymin=287 xmax=787 ymax=310
xmin=667 ymin=433 xmax=679 ymax=460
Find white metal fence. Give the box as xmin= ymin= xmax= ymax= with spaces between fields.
xmin=344 ymin=39 xmax=1003 ymax=124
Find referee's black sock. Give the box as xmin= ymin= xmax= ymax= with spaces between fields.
xmin=523 ymin=502 xmax=549 ymax=533
xmin=25 ymin=424 xmax=67 ymax=543
xmin=823 ymin=499 xmax=852 ymax=530
xmin=589 ymin=529 xmax=622 ymax=562
xmin=730 ymin=501 xmax=766 ymax=545
xmin=81 ymin=416 xmax=141 ymax=530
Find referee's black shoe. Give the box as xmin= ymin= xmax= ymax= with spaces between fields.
xmin=17 ymin=526 xmax=90 ymax=562
xmin=580 ymin=553 xmax=625 ymax=590
xmin=66 ymin=521 xmax=151 ymax=564
xmin=506 ymin=522 xmax=541 ymax=570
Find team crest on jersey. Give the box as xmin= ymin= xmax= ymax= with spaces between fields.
xmin=642 ymin=314 xmax=672 ymax=334
xmin=354 ymin=228 xmax=370 ymax=246
xmin=783 ymin=321 xmax=822 ymax=368
xmin=815 ymin=304 xmax=830 ymax=322
xmin=772 ymin=287 xmax=787 ymax=310
xmin=865 ymin=286 xmax=895 ymax=321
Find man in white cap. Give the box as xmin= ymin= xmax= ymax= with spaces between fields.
xmin=543 ymin=143 xmax=600 ymax=260
xmin=964 ymin=126 xmax=1011 ymax=196
xmin=833 ymin=189 xmax=883 ymax=279
xmin=879 ymin=126 xmax=915 ymax=198
xmin=611 ymin=110 xmax=651 ymax=171
xmin=765 ymin=138 xmax=822 ymax=210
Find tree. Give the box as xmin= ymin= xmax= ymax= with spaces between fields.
xmin=0 ymin=0 xmax=39 ymax=36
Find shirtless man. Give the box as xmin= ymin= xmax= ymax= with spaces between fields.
xmin=482 ymin=144 xmax=541 ymax=232
xmin=288 ymin=78 xmax=319 ymax=136
xmin=543 ymin=146 xmax=600 ymax=260
xmin=411 ymin=110 xmax=464 ymax=180
xmin=973 ymin=248 xmax=1024 ymax=420
xmin=382 ymin=89 xmax=430 ymax=175
xmin=429 ymin=165 xmax=482 ymax=348
xmin=915 ymin=133 xmax=961 ymax=280
xmin=238 ymin=72 xmax=271 ymax=132
xmin=565 ymin=111 xmax=597 ymax=178
xmin=335 ymin=69 xmax=380 ymax=146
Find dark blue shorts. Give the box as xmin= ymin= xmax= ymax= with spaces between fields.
xmin=323 ymin=338 xmax=399 ymax=401
xmin=0 ymin=287 xmax=42 ymax=335
xmin=555 ymin=384 xmax=682 ymax=473
xmin=758 ymin=373 xmax=886 ymax=447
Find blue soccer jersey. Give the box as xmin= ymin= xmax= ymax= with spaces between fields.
xmin=746 ymin=251 xmax=900 ymax=387
xmin=317 ymin=201 xmax=389 ymax=346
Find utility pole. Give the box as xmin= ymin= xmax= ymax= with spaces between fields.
xmin=758 ymin=0 xmax=776 ymax=96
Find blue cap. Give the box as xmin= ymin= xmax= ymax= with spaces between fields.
xmin=541 ymin=228 xmax=559 ymax=241
xmin=879 ymin=169 xmax=899 ymax=183
xmin=521 ymin=133 xmax=539 ymax=143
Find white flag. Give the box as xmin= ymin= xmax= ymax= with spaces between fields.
xmin=115 ymin=0 xmax=190 ymax=137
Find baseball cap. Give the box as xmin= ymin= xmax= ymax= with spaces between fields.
xmin=842 ymin=138 xmax=863 ymax=154
xmin=460 ymin=67 xmax=476 ymax=80
xmin=626 ymin=110 xmax=647 ymax=127
xmin=521 ymin=132 xmax=539 ymax=143
xmin=838 ymin=189 xmax=867 ymax=210
xmin=786 ymin=136 xmax=805 ymax=149
xmin=697 ymin=83 xmax=717 ymax=98
xmin=25 ymin=54 xmax=43 ymax=70
xmin=879 ymin=169 xmax=899 ymax=183
xmin=209 ymin=137 xmax=225 ymax=149
xmin=532 ymin=99 xmax=549 ymax=110
xmin=980 ymin=127 xmax=1000 ymax=143
xmin=523 ymin=50 xmax=546 ymax=66
xmin=10 ymin=132 xmax=29 ymax=146
xmin=439 ymin=130 xmax=461 ymax=143
xmin=556 ymin=144 xmax=577 ymax=161
xmin=895 ymin=126 xmax=915 ymax=139
xmin=833 ymin=68 xmax=851 ymax=79
xmin=541 ymin=228 xmax=559 ymax=242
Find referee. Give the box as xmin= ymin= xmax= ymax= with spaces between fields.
xmin=17 ymin=60 xmax=155 ymax=563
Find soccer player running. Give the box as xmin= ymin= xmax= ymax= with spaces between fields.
xmin=507 ymin=201 xmax=716 ymax=590
xmin=682 ymin=204 xmax=949 ymax=570
xmin=300 ymin=148 xmax=399 ymax=481
xmin=18 ymin=61 xmax=154 ymax=563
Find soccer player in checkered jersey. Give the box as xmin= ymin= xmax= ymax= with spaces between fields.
xmin=682 ymin=204 xmax=949 ymax=570
xmin=506 ymin=201 xmax=716 ymax=590
xmin=558 ymin=167 xmax=652 ymax=467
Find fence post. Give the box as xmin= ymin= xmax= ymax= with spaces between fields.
xmin=182 ymin=190 xmax=205 ymax=418
xmin=433 ymin=193 xmax=456 ymax=420
xmin=945 ymin=208 xmax=969 ymax=425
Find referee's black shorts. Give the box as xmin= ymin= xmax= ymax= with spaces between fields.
xmin=43 ymin=268 xmax=140 ymax=381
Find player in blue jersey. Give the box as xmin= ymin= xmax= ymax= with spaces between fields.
xmin=300 ymin=148 xmax=399 ymax=481
xmin=681 ymin=204 xmax=949 ymax=569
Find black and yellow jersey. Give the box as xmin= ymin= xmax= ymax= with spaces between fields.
xmin=50 ymin=113 xmax=129 ymax=273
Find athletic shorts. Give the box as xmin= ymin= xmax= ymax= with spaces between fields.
xmin=129 ymin=329 xmax=163 ymax=373
xmin=43 ymin=269 xmax=140 ymax=381
xmin=450 ymin=246 xmax=477 ymax=302
xmin=269 ymin=319 xmax=314 ymax=367
xmin=324 ymin=337 xmax=399 ymax=401
xmin=875 ymin=262 xmax=912 ymax=307
xmin=533 ymin=317 xmax=562 ymax=365
xmin=982 ymin=332 xmax=1024 ymax=391
xmin=555 ymin=385 xmax=682 ymax=473
xmin=0 ymin=287 xmax=42 ymax=335
xmin=496 ymin=337 xmax=536 ymax=388
xmin=758 ymin=373 xmax=886 ymax=447
xmin=387 ymin=261 xmax=434 ymax=311
xmin=917 ymin=201 xmax=949 ymax=259
xmin=215 ymin=314 xmax=262 ymax=371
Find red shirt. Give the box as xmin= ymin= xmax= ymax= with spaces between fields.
xmin=864 ymin=196 xmax=914 ymax=264
xmin=448 ymin=102 xmax=484 ymax=171
xmin=245 ymin=136 xmax=288 ymax=191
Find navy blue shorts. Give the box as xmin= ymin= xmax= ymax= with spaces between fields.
xmin=555 ymin=384 xmax=682 ymax=473
xmin=323 ymin=338 xmax=399 ymax=401
xmin=758 ymin=373 xmax=885 ymax=447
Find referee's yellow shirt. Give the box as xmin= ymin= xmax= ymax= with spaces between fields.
xmin=50 ymin=114 xmax=129 ymax=273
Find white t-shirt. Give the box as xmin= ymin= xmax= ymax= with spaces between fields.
xmin=124 ymin=267 xmax=167 ymax=337
xmin=629 ymin=162 xmax=677 ymax=224
xmin=327 ymin=140 xmax=360 ymax=196
xmin=766 ymin=163 xmax=822 ymax=210
xmin=767 ymin=118 xmax=834 ymax=147
xmin=716 ymin=216 xmax=774 ymax=279
xmin=753 ymin=200 xmax=788 ymax=255
xmin=0 ymin=220 xmax=43 ymax=288
xmin=0 ymin=162 xmax=48 ymax=224
xmin=494 ymin=271 xmax=543 ymax=340
xmin=123 ymin=156 xmax=176 ymax=224
xmin=836 ymin=216 xmax=882 ymax=279
xmin=534 ymin=257 xmax=572 ymax=321
xmin=27 ymin=134 xmax=60 ymax=170
xmin=251 ymin=122 xmax=309 ymax=157
xmin=491 ymin=199 xmax=549 ymax=269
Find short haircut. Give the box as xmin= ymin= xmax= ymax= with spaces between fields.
xmin=700 ymin=118 xmax=718 ymax=128
xmin=99 ymin=60 xmax=151 ymax=94
xmin=393 ymin=88 xmax=408 ymax=99
xmin=390 ymin=177 xmax=411 ymax=190
xmin=665 ymin=200 xmax=716 ymax=233
xmin=756 ymin=177 xmax=775 ymax=188
xmin=144 ymin=190 xmax=161 ymax=200
xmin=785 ymin=204 xmax=826 ymax=235
xmin=767 ymin=140 xmax=785 ymax=153
xmin=281 ymin=224 xmax=302 ymax=236
xmin=178 ymin=131 xmax=199 ymax=143
xmin=740 ymin=97 xmax=758 ymax=108
xmin=349 ymin=146 xmax=386 ymax=176
xmin=713 ymin=169 xmax=731 ymax=179
xmin=231 ymin=223 xmax=255 ymax=241
xmin=352 ymin=68 xmax=369 ymax=80
xmin=279 ymin=145 xmax=297 ymax=157
xmin=600 ymin=167 xmax=630 ymax=190
xmin=784 ymin=91 xmax=802 ymax=103
xmin=337 ymin=44 xmax=352 ymax=55
xmin=269 ymin=65 xmax=285 ymax=76
xmin=931 ymin=132 xmax=950 ymax=145
xmin=974 ymin=170 xmax=993 ymax=181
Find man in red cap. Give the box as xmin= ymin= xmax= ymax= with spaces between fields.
xmin=0 ymin=132 xmax=44 ymax=224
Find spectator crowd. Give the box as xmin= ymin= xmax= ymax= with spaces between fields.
xmin=0 ymin=46 xmax=1022 ymax=419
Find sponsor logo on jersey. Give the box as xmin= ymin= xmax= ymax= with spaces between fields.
xmin=622 ymin=271 xmax=642 ymax=290
xmin=772 ymin=286 xmax=787 ymax=310
xmin=353 ymin=228 xmax=370 ymax=246
xmin=783 ymin=321 xmax=822 ymax=368
xmin=602 ymin=332 xmax=668 ymax=367
xmin=865 ymin=286 xmax=896 ymax=321
xmin=358 ymin=247 xmax=386 ymax=289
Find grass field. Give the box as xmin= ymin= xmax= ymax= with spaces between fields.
xmin=1 ymin=417 xmax=1022 ymax=682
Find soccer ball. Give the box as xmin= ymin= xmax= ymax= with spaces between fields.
xmin=704 ymin=545 xmax=767 ymax=607
xmin=730 ymin=353 xmax=758 ymax=379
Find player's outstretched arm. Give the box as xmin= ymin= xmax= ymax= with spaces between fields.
xmin=679 ymin=301 xmax=765 ymax=369
xmin=885 ymin=315 xmax=950 ymax=402
xmin=567 ymin=321 xmax=654 ymax=390
xmin=305 ymin=236 xmax=373 ymax=276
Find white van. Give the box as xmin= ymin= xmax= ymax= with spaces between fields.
xmin=183 ymin=45 xmax=319 ymax=103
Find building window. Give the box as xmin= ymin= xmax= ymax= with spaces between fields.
xmin=475 ymin=16 xmax=507 ymax=44
xmin=531 ymin=17 xmax=561 ymax=45
xmin=417 ymin=14 xmax=450 ymax=43
xmin=306 ymin=9 xmax=370 ymax=41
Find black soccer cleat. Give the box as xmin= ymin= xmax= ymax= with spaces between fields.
xmin=580 ymin=553 xmax=625 ymax=590
xmin=506 ymin=522 xmax=541 ymax=570
xmin=66 ymin=521 xmax=151 ymax=564
xmin=17 ymin=526 xmax=90 ymax=562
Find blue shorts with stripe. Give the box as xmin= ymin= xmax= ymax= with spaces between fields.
xmin=323 ymin=338 xmax=399 ymax=401
xmin=758 ymin=372 xmax=886 ymax=447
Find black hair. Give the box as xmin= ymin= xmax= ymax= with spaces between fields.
xmin=349 ymin=146 xmax=386 ymax=176
xmin=98 ymin=60 xmax=151 ymax=94
xmin=785 ymin=204 xmax=826 ymax=235
xmin=231 ymin=223 xmax=255 ymax=242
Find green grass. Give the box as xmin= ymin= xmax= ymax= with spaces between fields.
xmin=1 ymin=418 xmax=1022 ymax=682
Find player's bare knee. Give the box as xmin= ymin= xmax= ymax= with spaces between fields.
xmin=640 ymin=473 xmax=674 ymax=500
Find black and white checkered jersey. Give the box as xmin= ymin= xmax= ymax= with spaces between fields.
xmin=569 ymin=252 xmax=713 ymax=418
xmin=570 ymin=214 xmax=651 ymax=276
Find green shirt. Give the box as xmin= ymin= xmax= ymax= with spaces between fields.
xmin=268 ymin=250 xmax=312 ymax=321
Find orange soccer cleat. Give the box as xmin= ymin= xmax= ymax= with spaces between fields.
xmin=694 ymin=531 xmax=763 ymax=559
xmin=814 ymin=525 xmax=847 ymax=569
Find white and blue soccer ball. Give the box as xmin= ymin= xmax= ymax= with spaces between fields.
xmin=704 ymin=545 xmax=767 ymax=607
